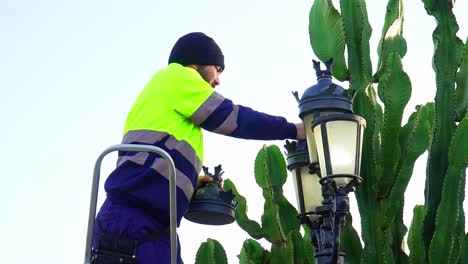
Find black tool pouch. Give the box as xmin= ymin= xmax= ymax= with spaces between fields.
xmin=91 ymin=217 xmax=138 ymax=264
xmin=91 ymin=236 xmax=137 ymax=264
xmin=91 ymin=217 xmax=169 ymax=264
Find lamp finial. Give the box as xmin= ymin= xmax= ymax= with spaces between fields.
xmin=313 ymin=59 xmax=334 ymax=78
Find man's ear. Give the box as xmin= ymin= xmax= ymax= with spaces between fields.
xmin=187 ymin=64 xmax=199 ymax=70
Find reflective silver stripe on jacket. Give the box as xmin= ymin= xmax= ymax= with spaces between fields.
xmin=213 ymin=104 xmax=239 ymax=135
xmin=164 ymin=136 xmax=202 ymax=173
xmin=118 ymin=130 xmax=200 ymax=200
xmin=122 ymin=130 xmax=168 ymax=145
xmin=190 ymin=91 xmax=225 ymax=125
xmin=151 ymin=159 xmax=194 ymax=200
xmin=117 ymin=152 xmax=149 ymax=166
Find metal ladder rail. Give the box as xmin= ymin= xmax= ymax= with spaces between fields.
xmin=83 ymin=144 xmax=177 ymax=264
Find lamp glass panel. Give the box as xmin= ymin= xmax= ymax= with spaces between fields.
xmin=357 ymin=126 xmax=364 ymax=175
xmin=313 ymin=120 xmax=359 ymax=186
xmin=314 ymin=123 xmax=327 ymax=175
xmin=300 ymin=166 xmax=324 ymax=212
xmin=325 ymin=120 xmax=358 ymax=186
xmin=303 ymin=114 xmax=318 ymax=162
xmin=291 ymin=167 xmax=303 ymax=213
xmin=292 ymin=166 xmax=322 ymax=221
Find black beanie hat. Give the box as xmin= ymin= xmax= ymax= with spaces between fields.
xmin=168 ymin=32 xmax=225 ymax=70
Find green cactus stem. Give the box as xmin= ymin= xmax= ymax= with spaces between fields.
xmin=309 ymin=0 xmax=348 ymax=81
xmin=428 ymin=113 xmax=468 ymax=263
xmin=455 ymin=38 xmax=468 ymax=122
xmin=408 ymin=205 xmax=426 ymax=264
xmin=239 ymin=239 xmax=270 ymax=264
xmin=195 ymin=238 xmax=228 ymax=264
xmin=339 ymin=0 xmax=373 ymax=94
xmin=421 ymin=0 xmax=465 ymax=256
xmin=224 ymin=145 xmax=312 ymax=264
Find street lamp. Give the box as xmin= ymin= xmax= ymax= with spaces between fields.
xmin=287 ymin=59 xmax=366 ymax=264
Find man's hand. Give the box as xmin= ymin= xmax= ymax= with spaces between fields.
xmin=197 ymin=175 xmax=224 ymax=189
xmin=295 ymin=123 xmax=306 ymax=140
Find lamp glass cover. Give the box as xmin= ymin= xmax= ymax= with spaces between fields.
xmin=314 ymin=120 xmax=358 ymax=187
xmin=292 ymin=165 xmax=323 ymax=221
xmin=303 ymin=114 xmax=318 ymax=163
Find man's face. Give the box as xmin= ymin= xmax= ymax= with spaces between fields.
xmin=196 ymin=65 xmax=223 ymax=88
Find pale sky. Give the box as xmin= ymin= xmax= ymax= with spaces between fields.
xmin=1 ymin=1 xmax=467 ymax=263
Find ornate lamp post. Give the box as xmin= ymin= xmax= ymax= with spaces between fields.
xmin=286 ymin=59 xmax=366 ymax=264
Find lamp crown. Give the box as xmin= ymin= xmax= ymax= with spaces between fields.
xmin=284 ymin=140 xmax=310 ymax=170
xmin=185 ymin=164 xmax=236 ymax=225
xmin=202 ymin=165 xmax=224 ymax=182
xmin=284 ymin=140 xmax=307 ymax=154
xmin=296 ymin=58 xmax=353 ymax=117
xmin=313 ymin=59 xmax=334 ymax=79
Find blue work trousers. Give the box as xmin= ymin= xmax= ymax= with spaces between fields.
xmin=93 ymin=199 xmax=183 ymax=264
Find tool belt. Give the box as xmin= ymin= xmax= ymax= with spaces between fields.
xmin=91 ymin=217 xmax=169 ymax=264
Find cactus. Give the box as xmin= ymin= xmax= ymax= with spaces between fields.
xmin=422 ymin=3 xmax=468 ymax=264
xmin=309 ymin=0 xmax=467 ymax=263
xmin=456 ymin=38 xmax=468 ymax=121
xmin=223 ymin=145 xmax=315 ymax=264
xmin=195 ymin=1 xmax=466 ymax=262
xmin=196 ymin=145 xmax=311 ymax=264
xmin=408 ymin=205 xmax=425 ymax=264
xmin=195 ymin=238 xmax=229 ymax=264
xmin=311 ymin=0 xmax=434 ymax=262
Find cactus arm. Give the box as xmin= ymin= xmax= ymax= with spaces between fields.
xmin=239 ymin=239 xmax=270 ymax=264
xmin=377 ymin=53 xmax=411 ymax=198
xmin=255 ymin=145 xmax=295 ymax=244
xmin=367 ymin=85 xmax=384 ymax=166
xmin=302 ymin=225 xmax=317 ymax=264
xmin=422 ymin=0 xmax=465 ymax=250
xmin=267 ymin=147 xmax=301 ymax=238
xmin=428 ymin=113 xmax=468 ymax=263
xmin=309 ymin=0 xmax=348 ymax=81
xmin=408 ymin=205 xmax=426 ymax=264
xmin=385 ymin=104 xmax=434 ymax=261
xmin=450 ymin=211 xmax=466 ymax=263
xmin=270 ymin=244 xmax=290 ymax=264
xmin=388 ymin=103 xmax=434 ymax=212
xmin=254 ymin=145 xmax=287 ymax=188
xmin=461 ymin=233 xmax=468 ymax=264
xmin=339 ymin=0 xmax=372 ymax=93
xmin=455 ymin=38 xmax=468 ymax=121
xmin=261 ymin=190 xmax=284 ymax=244
xmin=388 ymin=201 xmax=409 ymax=264
xmin=229 ymin=145 xmax=311 ymax=262
xmin=352 ymin=90 xmax=385 ymax=263
xmin=275 ymin=191 xmax=301 ymax=240
xmin=382 ymin=227 xmax=396 ymax=264
xmin=375 ymin=0 xmax=407 ymax=80
xmin=339 ymin=213 xmax=363 ymax=264
xmin=286 ymin=230 xmax=306 ymax=264
xmin=195 ymin=238 xmax=228 ymax=264
xmin=224 ymin=179 xmax=263 ymax=239
xmin=352 ymin=91 xmax=376 ymax=228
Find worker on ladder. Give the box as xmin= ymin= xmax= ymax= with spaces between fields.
xmin=91 ymin=32 xmax=305 ymax=264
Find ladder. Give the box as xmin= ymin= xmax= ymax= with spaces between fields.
xmin=83 ymin=144 xmax=178 ymax=264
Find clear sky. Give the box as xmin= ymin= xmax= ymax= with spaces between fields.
xmin=1 ymin=0 xmax=467 ymax=263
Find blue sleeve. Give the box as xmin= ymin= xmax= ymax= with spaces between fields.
xmin=199 ymin=97 xmax=297 ymax=140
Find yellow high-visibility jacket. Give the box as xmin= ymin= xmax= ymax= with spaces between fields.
xmin=104 ymin=63 xmax=297 ymax=225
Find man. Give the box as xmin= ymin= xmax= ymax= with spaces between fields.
xmin=92 ymin=32 xmax=305 ymax=264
